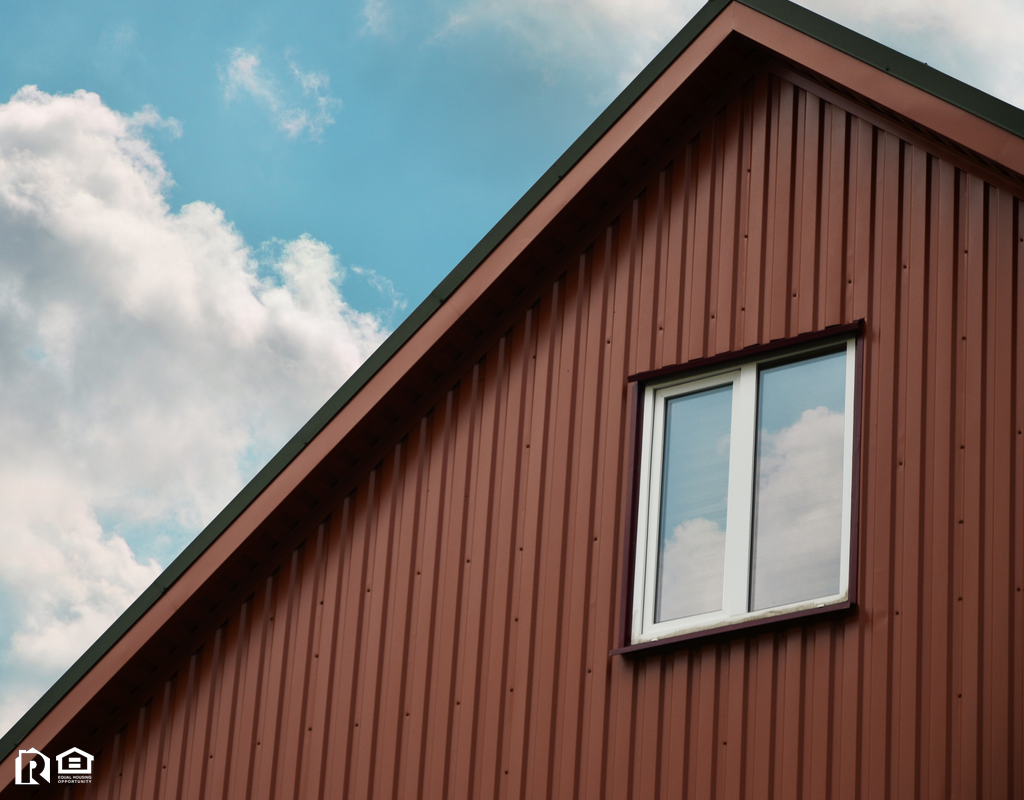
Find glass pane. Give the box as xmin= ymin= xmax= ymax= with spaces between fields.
xmin=656 ymin=384 xmax=732 ymax=622
xmin=750 ymin=350 xmax=847 ymax=611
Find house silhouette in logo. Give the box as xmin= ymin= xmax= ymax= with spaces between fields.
xmin=55 ymin=747 xmax=93 ymax=775
xmin=14 ymin=749 xmax=49 ymax=785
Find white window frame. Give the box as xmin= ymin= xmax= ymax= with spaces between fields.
xmin=631 ymin=337 xmax=857 ymax=645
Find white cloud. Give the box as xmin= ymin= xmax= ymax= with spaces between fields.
xmin=657 ymin=516 xmax=726 ymax=622
xmin=222 ymin=49 xmax=341 ymax=140
xmin=0 ymin=86 xmax=387 ymax=736
xmin=350 ymin=265 xmax=408 ymax=323
xmin=750 ymin=407 xmax=846 ymax=610
xmin=363 ymin=0 xmax=392 ymax=35
xmin=439 ymin=0 xmax=1024 ymax=108
xmin=439 ymin=0 xmax=703 ymax=92
xmin=795 ymin=0 xmax=1024 ymax=108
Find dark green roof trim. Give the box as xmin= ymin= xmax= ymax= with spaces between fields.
xmin=739 ymin=0 xmax=1024 ymax=140
xmin=4 ymin=0 xmax=1023 ymax=765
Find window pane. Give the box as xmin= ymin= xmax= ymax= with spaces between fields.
xmin=750 ymin=351 xmax=847 ymax=611
xmin=656 ymin=385 xmax=732 ymax=622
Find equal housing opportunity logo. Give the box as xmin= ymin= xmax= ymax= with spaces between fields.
xmin=14 ymin=747 xmax=93 ymax=785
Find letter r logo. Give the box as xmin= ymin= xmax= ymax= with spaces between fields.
xmin=15 ymin=749 xmax=50 ymax=784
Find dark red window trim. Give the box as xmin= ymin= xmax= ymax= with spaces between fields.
xmin=614 ymin=320 xmax=865 ymax=656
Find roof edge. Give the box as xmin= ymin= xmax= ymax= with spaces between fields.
xmin=5 ymin=0 xmax=1024 ymax=766
xmin=739 ymin=0 xmax=1024 ymax=139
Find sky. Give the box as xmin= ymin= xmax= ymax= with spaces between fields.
xmin=1 ymin=0 xmax=1023 ymax=739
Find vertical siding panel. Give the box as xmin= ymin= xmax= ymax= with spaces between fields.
xmin=822 ymin=106 xmax=846 ymax=327
xmin=634 ymin=658 xmax=663 ymax=800
xmin=666 ymin=654 xmax=694 ymax=798
xmin=895 ymin=145 xmax=928 ymax=799
xmin=743 ymin=74 xmax=771 ymax=348
xmin=864 ymin=129 xmax=900 ymax=800
xmin=137 ymin=691 xmax=165 ymax=800
xmin=234 ymin=585 xmax=271 ymax=800
xmin=497 ymin=309 xmax=539 ymax=800
xmin=1014 ymin=199 xmax=1024 ymax=800
xmin=506 ymin=285 xmax=557 ymax=800
xmin=187 ymin=625 xmax=220 ymax=800
xmin=807 ymin=624 xmax=836 ymax=800
xmin=722 ymin=639 xmax=748 ymax=800
xmin=449 ymin=366 xmax=489 ymax=800
xmin=766 ymin=78 xmax=796 ymax=342
xmin=749 ymin=634 xmax=775 ymax=800
xmin=552 ymin=254 xmax=597 ymax=800
xmin=449 ymin=365 xmax=492 ymax=799
xmin=984 ymin=189 xmax=1014 ymax=799
xmin=686 ymin=127 xmax=715 ymax=360
xmin=923 ymin=158 xmax=957 ymax=800
xmin=468 ymin=336 xmax=512 ymax=800
xmin=165 ymin=653 xmax=197 ymax=800
xmin=627 ymin=196 xmax=648 ymax=374
xmin=634 ymin=185 xmax=660 ymax=373
xmin=256 ymin=548 xmax=299 ymax=800
xmin=277 ymin=538 xmax=319 ymax=800
xmin=423 ymin=381 xmax=472 ymax=800
xmin=579 ymin=225 xmax=624 ymax=800
xmin=835 ymin=118 xmax=869 ymax=800
xmin=353 ymin=449 xmax=401 ymax=799
xmin=322 ymin=489 xmax=368 ymax=799
xmin=959 ymin=174 xmax=987 ymax=800
xmin=794 ymin=89 xmax=822 ymax=335
xmin=606 ymin=211 xmax=642 ymax=800
xmin=531 ymin=264 xmax=583 ymax=800
xmin=120 ymin=703 xmax=148 ymax=800
xmin=662 ymin=160 xmax=685 ymax=368
xmin=301 ymin=514 xmax=342 ymax=800
xmin=475 ymin=329 xmax=525 ymax=800
xmin=111 ymin=719 xmax=135 ymax=800
xmin=395 ymin=414 xmax=443 ymax=800
xmin=733 ymin=83 xmax=754 ymax=351
xmin=714 ymin=96 xmax=742 ymax=356
xmin=693 ymin=647 xmax=721 ymax=799
xmin=295 ymin=523 xmax=332 ymax=800
xmin=209 ymin=601 xmax=244 ymax=799
xmin=676 ymin=145 xmax=697 ymax=361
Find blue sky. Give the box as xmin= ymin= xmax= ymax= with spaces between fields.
xmin=1 ymin=0 xmax=1022 ymax=738
xmin=0 ymin=0 xmax=620 ymax=317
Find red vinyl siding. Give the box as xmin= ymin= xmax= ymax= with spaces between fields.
xmin=29 ymin=71 xmax=1024 ymax=800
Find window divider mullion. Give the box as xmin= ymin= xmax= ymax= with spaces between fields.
xmin=721 ymin=364 xmax=758 ymax=617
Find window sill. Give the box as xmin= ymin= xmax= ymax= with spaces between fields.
xmin=610 ymin=599 xmax=854 ymax=657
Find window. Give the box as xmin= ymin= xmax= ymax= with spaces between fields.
xmin=629 ymin=334 xmax=858 ymax=646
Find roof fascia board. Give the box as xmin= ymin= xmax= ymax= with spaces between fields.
xmin=740 ymin=0 xmax=1024 ymax=144
xmin=0 ymin=1 xmax=741 ymax=773
xmin=5 ymin=0 xmax=1024 ymax=773
xmin=732 ymin=0 xmax=1024 ymax=176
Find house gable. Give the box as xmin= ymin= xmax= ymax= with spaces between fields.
xmin=3 ymin=1 xmax=1023 ymax=796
